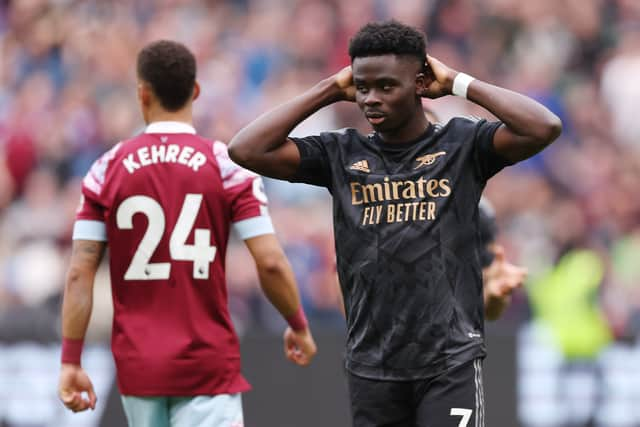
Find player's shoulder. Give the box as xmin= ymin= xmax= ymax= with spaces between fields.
xmin=212 ymin=139 xmax=236 ymax=169
xmin=442 ymin=115 xmax=486 ymax=128
xmin=91 ymin=140 xmax=125 ymax=173
xmin=212 ymin=140 xmax=258 ymax=184
xmin=325 ymin=127 xmax=365 ymax=139
xmin=83 ymin=141 xmax=125 ymax=194
xmin=435 ymin=115 xmax=492 ymax=137
xmin=290 ymin=128 xmax=367 ymax=148
xmin=318 ymin=128 xmax=369 ymax=148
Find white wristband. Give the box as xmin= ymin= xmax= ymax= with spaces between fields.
xmin=452 ymin=72 xmax=475 ymax=99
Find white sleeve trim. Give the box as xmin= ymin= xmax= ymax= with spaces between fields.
xmin=73 ymin=220 xmax=107 ymax=241
xmin=233 ymin=216 xmax=274 ymax=240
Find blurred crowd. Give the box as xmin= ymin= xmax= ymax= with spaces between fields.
xmin=0 ymin=0 xmax=639 ymax=346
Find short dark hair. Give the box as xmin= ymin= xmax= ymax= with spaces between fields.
xmin=348 ymin=20 xmax=426 ymax=66
xmin=136 ymin=40 xmax=196 ymax=111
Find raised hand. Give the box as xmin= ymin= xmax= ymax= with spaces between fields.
xmin=58 ymin=364 xmax=97 ymax=412
xmin=283 ymin=326 xmax=317 ymax=366
xmin=420 ymin=55 xmax=458 ymax=99
xmin=333 ymin=66 xmax=356 ymax=102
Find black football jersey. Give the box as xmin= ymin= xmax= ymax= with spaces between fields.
xmin=289 ymin=117 xmax=510 ymax=380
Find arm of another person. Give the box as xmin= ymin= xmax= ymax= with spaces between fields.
xmin=58 ymin=239 xmax=106 ymax=412
xmin=483 ymin=244 xmax=527 ymax=321
xmin=244 ymin=234 xmax=317 ymax=365
xmin=228 ymin=67 xmax=356 ymax=179
xmin=423 ymin=56 xmax=563 ymax=163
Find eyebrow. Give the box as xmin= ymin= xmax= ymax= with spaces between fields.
xmin=353 ymin=76 xmax=400 ymax=84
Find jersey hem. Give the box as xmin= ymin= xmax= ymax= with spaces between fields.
xmin=344 ymin=346 xmax=486 ymax=381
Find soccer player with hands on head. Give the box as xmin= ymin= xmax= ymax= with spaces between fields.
xmin=58 ymin=40 xmax=316 ymax=427
xmin=229 ymin=20 xmax=560 ymax=427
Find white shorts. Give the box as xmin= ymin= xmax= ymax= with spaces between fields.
xmin=120 ymin=393 xmax=244 ymax=427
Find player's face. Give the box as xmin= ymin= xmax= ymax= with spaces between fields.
xmin=352 ymin=55 xmax=423 ymax=133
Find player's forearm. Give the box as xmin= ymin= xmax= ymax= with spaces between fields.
xmin=256 ymin=254 xmax=303 ymax=318
xmin=61 ymin=268 xmax=95 ymax=339
xmin=61 ymin=240 xmax=104 ymax=340
xmin=467 ymin=79 xmax=562 ymax=147
xmin=229 ymin=78 xmax=342 ymax=167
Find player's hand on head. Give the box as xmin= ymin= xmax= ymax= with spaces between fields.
xmin=59 ymin=363 xmax=97 ymax=412
xmin=283 ymin=327 xmax=317 ymax=366
xmin=333 ymin=66 xmax=356 ymax=102
xmin=420 ymin=55 xmax=458 ymax=99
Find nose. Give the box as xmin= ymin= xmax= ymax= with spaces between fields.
xmin=363 ymin=89 xmax=381 ymax=106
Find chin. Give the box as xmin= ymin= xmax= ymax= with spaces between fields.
xmin=371 ymin=120 xmax=396 ymax=133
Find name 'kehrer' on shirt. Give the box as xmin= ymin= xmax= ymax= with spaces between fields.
xmin=122 ymin=144 xmax=207 ymax=173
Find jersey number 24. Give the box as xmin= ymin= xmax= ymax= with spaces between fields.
xmin=116 ymin=194 xmax=217 ymax=280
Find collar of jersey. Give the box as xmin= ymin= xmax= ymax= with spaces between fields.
xmin=145 ymin=121 xmax=196 ymax=134
xmin=372 ymin=123 xmax=435 ymax=150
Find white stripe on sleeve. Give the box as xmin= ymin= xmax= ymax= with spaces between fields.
xmin=233 ymin=216 xmax=274 ymax=240
xmin=73 ymin=220 xmax=107 ymax=241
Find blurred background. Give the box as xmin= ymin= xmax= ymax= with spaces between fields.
xmin=1 ymin=0 xmax=639 ymax=426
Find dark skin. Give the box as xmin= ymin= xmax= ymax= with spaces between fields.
xmin=228 ymin=53 xmax=562 ymax=176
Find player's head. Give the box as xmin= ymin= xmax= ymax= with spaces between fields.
xmin=348 ymin=20 xmax=427 ymax=133
xmin=136 ymin=40 xmax=199 ymax=119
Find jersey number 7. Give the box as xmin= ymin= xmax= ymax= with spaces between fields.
xmin=116 ymin=194 xmax=217 ymax=280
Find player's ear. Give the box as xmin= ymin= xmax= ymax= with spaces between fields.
xmin=137 ymin=81 xmax=152 ymax=107
xmin=415 ymin=72 xmax=426 ymax=96
xmin=192 ymin=81 xmax=201 ymax=101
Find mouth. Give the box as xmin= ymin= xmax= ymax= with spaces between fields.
xmin=365 ymin=112 xmax=386 ymax=125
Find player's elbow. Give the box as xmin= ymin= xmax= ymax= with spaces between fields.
xmin=537 ymin=113 xmax=563 ymax=146
xmin=255 ymin=251 xmax=289 ymax=277
xmin=227 ymin=142 xmax=247 ymax=166
xmin=228 ymin=137 xmax=256 ymax=168
xmin=66 ymin=266 xmax=84 ymax=285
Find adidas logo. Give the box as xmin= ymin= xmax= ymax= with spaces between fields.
xmin=349 ymin=160 xmax=371 ymax=173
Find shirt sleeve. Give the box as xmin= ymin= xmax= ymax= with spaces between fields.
xmin=72 ymin=143 xmax=121 ymax=241
xmin=288 ymin=134 xmax=333 ymax=189
xmin=73 ymin=195 xmax=107 ymax=241
xmin=227 ymin=176 xmax=275 ymax=240
xmin=214 ymin=141 xmax=275 ymax=240
xmin=471 ymin=119 xmax=513 ymax=182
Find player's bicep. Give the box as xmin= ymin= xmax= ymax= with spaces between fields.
xmin=249 ymin=139 xmax=301 ymax=180
xmin=492 ymin=124 xmax=546 ymax=163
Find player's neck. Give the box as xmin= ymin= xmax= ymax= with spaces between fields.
xmin=145 ymin=105 xmax=194 ymax=127
xmin=376 ymin=112 xmax=429 ymax=145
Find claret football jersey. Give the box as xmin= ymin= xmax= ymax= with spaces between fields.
xmin=290 ymin=117 xmax=511 ymax=380
xmin=74 ymin=121 xmax=273 ymax=395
